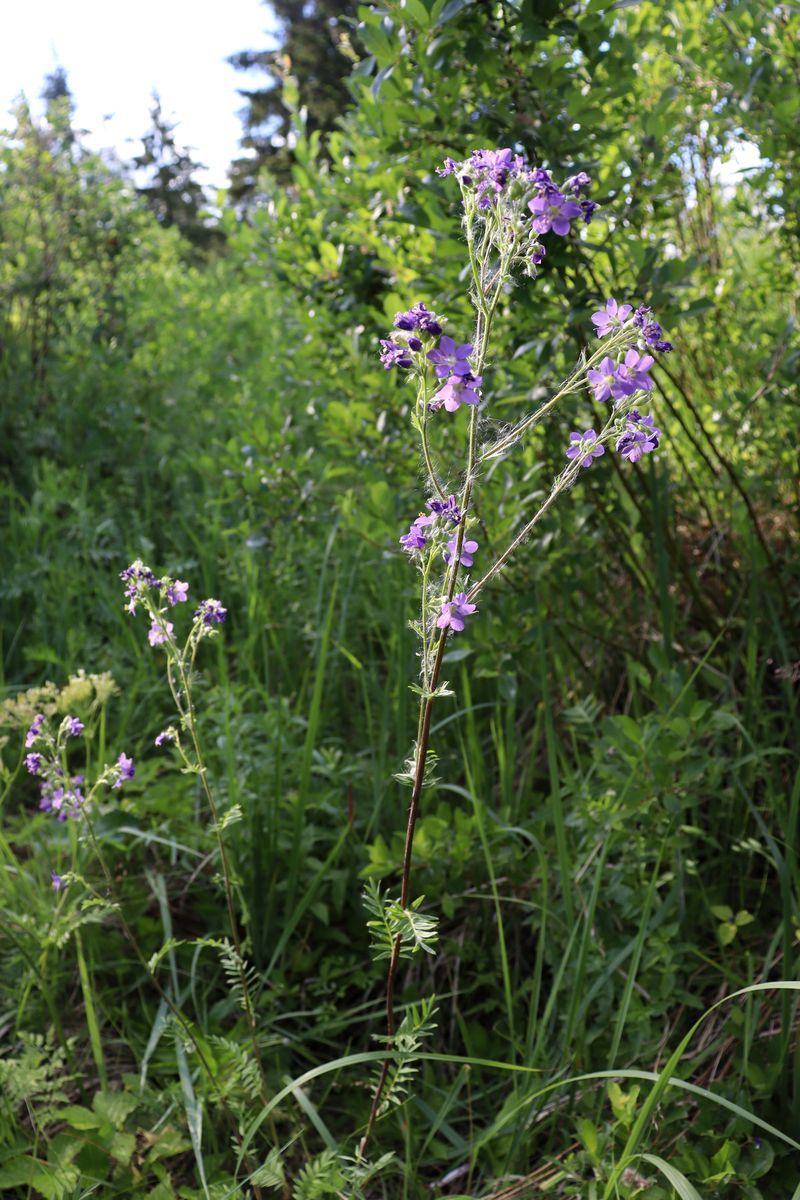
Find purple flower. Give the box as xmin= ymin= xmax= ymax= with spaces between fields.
xmin=195 ymin=599 xmax=227 ymax=625
xmin=444 ymin=536 xmax=479 ymax=568
xmin=25 ymin=714 xmax=45 ymax=748
xmin=616 ymin=411 xmax=662 ymax=462
xmin=65 ymin=716 xmax=84 ymax=738
xmin=155 ymin=730 xmax=174 ymax=747
xmin=565 ymin=171 xmax=592 ymax=196
xmin=619 ymin=348 xmax=655 ymax=393
xmin=566 ymin=430 xmax=606 ymax=468
xmin=529 ymin=167 xmax=557 ymax=190
xmin=25 ymin=752 xmax=43 ymax=775
xmin=587 ymin=356 xmax=629 ymax=403
xmin=432 ymin=373 xmax=482 ymax=412
xmin=590 ymin=298 xmax=633 ymax=337
xmin=120 ymin=562 xmax=159 ymax=587
xmin=40 ymin=775 xmax=85 ymax=820
xmin=400 ymin=514 xmax=434 ymax=553
xmin=633 ymin=306 xmax=673 ymax=353
xmin=121 ymin=560 xmax=161 ymax=613
xmin=440 ymin=148 xmax=526 ymax=204
xmin=51 ymin=871 xmax=63 ymax=891
xmin=436 ymin=592 xmax=477 ymax=633
xmin=530 ymin=243 xmax=546 ymax=266
xmin=148 ymin=620 xmax=173 ymax=646
xmin=467 ymin=148 xmax=521 ymax=203
xmin=426 ymin=494 xmax=462 ymax=524
xmin=427 ymin=335 xmax=473 ymax=379
xmin=114 ymin=753 xmax=135 ymax=788
xmin=380 ymin=339 xmax=413 ymax=370
xmin=167 ymin=580 xmax=189 ymax=605
xmin=393 ymin=302 xmax=442 ymax=336
xmin=529 ymin=190 xmax=582 ymax=236
xmin=580 ymin=198 xmax=599 ymax=224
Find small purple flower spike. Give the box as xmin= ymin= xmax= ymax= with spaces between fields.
xmin=114 ymin=753 xmax=135 ymax=789
xmin=444 ymin=536 xmax=479 ymax=568
xmin=565 ymin=430 xmax=606 ymax=469
xmin=437 ymin=592 xmax=477 ymax=633
xmin=195 ymin=599 xmax=227 ymax=625
xmin=25 ymin=752 xmax=43 ymax=775
xmin=529 ymin=190 xmax=582 ymax=236
xmin=565 ymin=171 xmax=592 ymax=195
xmin=380 ymin=339 xmax=413 ymax=370
xmin=148 ymin=620 xmax=173 ymax=646
xmin=167 ymin=580 xmax=189 ymax=605
xmin=393 ymin=302 xmax=442 ymax=336
xmin=400 ymin=514 xmax=434 ymax=553
xmin=426 ymin=494 xmax=462 ymax=524
xmin=616 ymin=410 xmax=662 ymax=462
xmin=590 ymin=298 xmax=633 ymax=337
xmin=25 ymin=714 xmax=45 ymax=748
xmin=427 ymin=336 xmax=473 ymax=380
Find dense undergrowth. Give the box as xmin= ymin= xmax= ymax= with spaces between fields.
xmin=1 ymin=1 xmax=799 ymax=1197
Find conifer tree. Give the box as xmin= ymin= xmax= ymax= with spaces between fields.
xmin=228 ymin=0 xmax=357 ymax=197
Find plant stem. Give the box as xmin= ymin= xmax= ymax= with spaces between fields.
xmin=361 ymin=218 xmax=505 ymax=1151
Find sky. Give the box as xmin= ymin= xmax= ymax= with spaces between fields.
xmin=2 ymin=0 xmax=275 ymax=188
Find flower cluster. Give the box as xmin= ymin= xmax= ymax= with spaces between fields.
xmin=591 ymin=297 xmax=674 ymax=355
xmin=194 ymin=598 xmax=227 ymax=626
xmin=38 ymin=768 xmax=87 ymax=819
xmin=563 ymin=298 xmax=673 ymax=468
xmin=120 ymin=561 xmax=226 ymax=647
xmin=399 ymin=498 xmax=479 ymax=633
xmin=379 ymin=303 xmax=482 ymax=413
xmin=633 ymin=305 xmax=673 ymax=354
xmin=616 ymin=411 xmax=662 ymax=462
xmin=399 ymin=496 xmax=477 ymax=565
xmin=587 ymin=350 xmax=655 ymax=403
xmin=24 ymin=712 xmax=134 ymax=820
xmin=437 ymin=148 xmax=597 ymax=275
xmin=438 ymin=150 xmax=597 ymax=230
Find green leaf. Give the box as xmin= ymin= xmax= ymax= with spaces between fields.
xmin=576 ymin=1117 xmax=599 ymax=1156
xmin=92 ymin=1090 xmax=139 ymax=1130
xmin=718 ymin=922 xmax=737 ymax=946
xmin=0 ymin=1158 xmax=40 ymax=1189
xmin=638 ymin=1154 xmax=702 ymax=1200
xmin=55 ymin=1104 xmax=100 ymax=1130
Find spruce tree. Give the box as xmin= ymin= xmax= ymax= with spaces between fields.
xmin=228 ymin=0 xmax=357 ymax=197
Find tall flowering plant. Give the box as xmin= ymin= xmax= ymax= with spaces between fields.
xmin=363 ymin=148 xmax=673 ymax=1144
